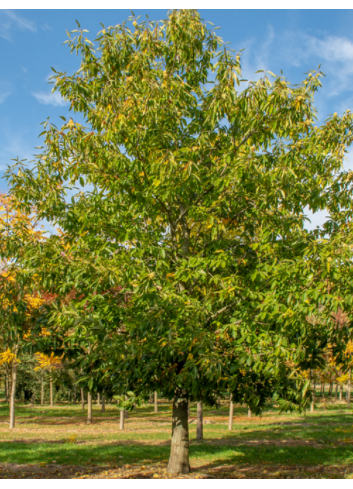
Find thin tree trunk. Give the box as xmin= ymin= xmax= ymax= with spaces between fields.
xmin=196 ymin=401 xmax=203 ymax=441
xmin=119 ymin=409 xmax=125 ymax=430
xmin=228 ymin=395 xmax=233 ymax=431
xmin=41 ymin=380 xmax=44 ymax=405
xmin=348 ymin=370 xmax=351 ymax=408
xmin=4 ymin=374 xmax=8 ymax=403
xmin=73 ymin=385 xmax=77 ymax=404
xmin=87 ymin=392 xmax=92 ymax=424
xmin=97 ymin=393 xmax=100 ymax=406
xmin=154 ymin=391 xmax=158 ymax=413
xmin=340 ymin=385 xmax=343 ymax=401
xmin=81 ymin=388 xmax=85 ymax=410
xmin=187 ymin=398 xmax=190 ymax=418
xmin=311 ymin=383 xmax=315 ymax=412
xmin=101 ymin=394 xmax=105 ymax=413
xmin=335 ymin=383 xmax=338 ymax=399
xmin=167 ymin=389 xmax=190 ymax=474
xmin=248 ymin=407 xmax=252 ymax=418
xmin=9 ymin=362 xmax=17 ymax=429
xmin=50 ymin=378 xmax=53 ymax=408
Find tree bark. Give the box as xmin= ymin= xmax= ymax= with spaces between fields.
xmin=97 ymin=393 xmax=100 ymax=406
xmin=167 ymin=389 xmax=190 ymax=474
xmin=154 ymin=391 xmax=158 ymax=413
xmin=340 ymin=385 xmax=343 ymax=401
xmin=196 ymin=401 xmax=203 ymax=441
xmin=248 ymin=407 xmax=252 ymax=418
xmin=228 ymin=396 xmax=233 ymax=431
xmin=119 ymin=409 xmax=125 ymax=430
xmin=87 ymin=392 xmax=92 ymax=424
xmin=9 ymin=362 xmax=17 ymax=429
xmin=101 ymin=394 xmax=106 ymax=413
xmin=81 ymin=388 xmax=85 ymax=410
xmin=41 ymin=380 xmax=44 ymax=405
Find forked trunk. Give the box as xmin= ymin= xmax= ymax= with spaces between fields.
xmin=167 ymin=389 xmax=190 ymax=474
xmin=101 ymin=394 xmax=106 ymax=413
xmin=81 ymin=388 xmax=85 ymax=409
xmin=228 ymin=396 xmax=233 ymax=431
xmin=119 ymin=409 xmax=125 ymax=430
xmin=87 ymin=392 xmax=92 ymax=424
xmin=154 ymin=391 xmax=158 ymax=413
xmin=196 ymin=401 xmax=203 ymax=441
xmin=9 ymin=362 xmax=17 ymax=429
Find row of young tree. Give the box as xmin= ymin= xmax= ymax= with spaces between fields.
xmin=1 ymin=10 xmax=353 ymax=474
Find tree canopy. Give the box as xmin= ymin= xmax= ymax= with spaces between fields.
xmin=4 ymin=9 xmax=353 ymax=473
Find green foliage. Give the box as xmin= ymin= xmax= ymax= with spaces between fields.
xmin=4 ymin=9 xmax=353 ymax=413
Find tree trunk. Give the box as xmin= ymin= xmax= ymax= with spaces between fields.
xmin=41 ymin=380 xmax=44 ymax=405
xmin=97 ymin=393 xmax=100 ymax=406
xmin=187 ymin=398 xmax=190 ymax=418
xmin=311 ymin=384 xmax=315 ymax=412
xmin=347 ymin=370 xmax=351 ymax=408
xmin=81 ymin=388 xmax=85 ymax=410
xmin=196 ymin=401 xmax=203 ymax=441
xmin=73 ymin=385 xmax=77 ymax=404
xmin=167 ymin=389 xmax=190 ymax=474
xmin=50 ymin=379 xmax=53 ymax=408
xmin=87 ymin=392 xmax=92 ymax=424
xmin=154 ymin=391 xmax=158 ymax=413
xmin=248 ymin=407 xmax=252 ymax=418
xmin=119 ymin=409 xmax=125 ymax=430
xmin=228 ymin=396 xmax=233 ymax=431
xmin=4 ymin=373 xmax=8 ymax=403
xmin=101 ymin=394 xmax=106 ymax=413
xmin=9 ymin=362 xmax=17 ymax=429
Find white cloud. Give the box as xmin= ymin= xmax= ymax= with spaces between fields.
xmin=41 ymin=23 xmax=52 ymax=32
xmin=0 ymin=10 xmax=36 ymax=42
xmin=32 ymin=91 xmax=67 ymax=107
xmin=0 ymin=91 xmax=11 ymax=103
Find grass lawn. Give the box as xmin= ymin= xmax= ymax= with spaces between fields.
xmin=1 ymin=391 xmax=353 ymax=479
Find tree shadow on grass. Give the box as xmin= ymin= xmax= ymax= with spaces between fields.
xmin=1 ymin=436 xmax=353 ymax=469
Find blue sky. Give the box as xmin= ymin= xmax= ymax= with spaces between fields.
xmin=1 ymin=9 xmax=353 ymax=230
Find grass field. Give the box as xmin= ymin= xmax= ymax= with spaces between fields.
xmin=1 ymin=392 xmax=353 ymax=479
